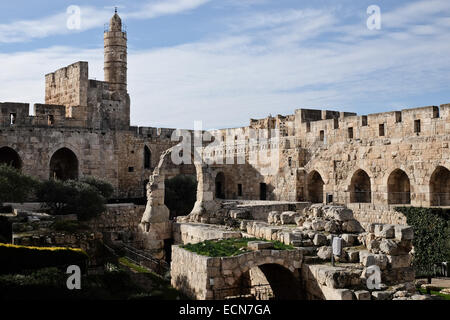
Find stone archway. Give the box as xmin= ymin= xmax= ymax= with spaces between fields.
xmin=349 ymin=169 xmax=371 ymax=203
xmin=387 ymin=169 xmax=411 ymax=204
xmin=429 ymin=166 xmax=450 ymax=206
xmin=234 ymin=263 xmax=303 ymax=300
xmin=307 ymin=171 xmax=324 ymax=203
xmin=0 ymin=146 xmax=21 ymax=169
xmin=49 ymin=147 xmax=78 ymax=180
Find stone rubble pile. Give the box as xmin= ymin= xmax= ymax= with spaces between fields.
xmin=236 ymin=204 xmax=440 ymax=300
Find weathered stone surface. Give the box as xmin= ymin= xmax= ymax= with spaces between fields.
xmin=387 ymin=254 xmax=412 ymax=268
xmin=317 ymin=246 xmax=332 ymax=260
xmin=372 ymin=291 xmax=392 ymax=300
xmin=313 ymin=233 xmax=327 ymax=246
xmin=395 ymin=226 xmax=414 ymax=241
xmin=280 ymin=211 xmax=298 ymax=225
xmin=248 ymin=241 xmax=274 ymax=250
xmin=354 ymin=290 xmax=371 ymax=300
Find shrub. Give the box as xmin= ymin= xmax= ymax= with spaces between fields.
xmin=0 ymin=164 xmax=39 ymax=204
xmin=164 ymin=175 xmax=197 ymax=219
xmin=395 ymin=207 xmax=450 ymax=278
xmin=80 ymin=176 xmax=114 ymax=199
xmin=37 ymin=179 xmax=107 ymax=221
xmin=0 ymin=243 xmax=88 ymax=274
xmin=182 ymin=238 xmax=294 ymax=257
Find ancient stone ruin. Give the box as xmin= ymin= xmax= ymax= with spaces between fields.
xmin=0 ymin=12 xmax=448 ymax=300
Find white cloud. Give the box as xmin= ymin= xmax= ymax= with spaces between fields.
xmin=0 ymin=0 xmax=449 ymax=129
xmin=0 ymin=0 xmax=210 ymax=43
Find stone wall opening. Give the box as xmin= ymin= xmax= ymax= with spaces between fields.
xmin=430 ymin=166 xmax=450 ymax=206
xmin=215 ymin=172 xmax=225 ymax=199
xmin=227 ymin=264 xmax=302 ymax=300
xmin=49 ymin=147 xmax=79 ymax=180
xmin=144 ymin=146 xmax=151 ymax=169
xmin=0 ymin=147 xmax=21 ymax=169
xmin=349 ymin=169 xmax=371 ymax=203
xmin=307 ymin=171 xmax=324 ymax=203
xmin=387 ymin=169 xmax=411 ymax=204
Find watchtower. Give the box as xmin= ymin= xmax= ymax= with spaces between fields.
xmin=104 ymin=9 xmax=127 ymax=93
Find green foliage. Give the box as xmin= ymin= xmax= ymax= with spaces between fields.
xmin=0 ymin=243 xmax=88 ymax=274
xmin=182 ymin=238 xmax=294 ymax=257
xmin=80 ymin=176 xmax=114 ymax=199
xmin=0 ymin=164 xmax=39 ymax=204
xmin=37 ymin=179 xmax=107 ymax=221
xmin=395 ymin=207 xmax=450 ymax=277
xmin=164 ymin=175 xmax=197 ymax=219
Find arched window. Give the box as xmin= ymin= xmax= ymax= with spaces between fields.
xmin=0 ymin=147 xmax=21 ymax=169
xmin=387 ymin=169 xmax=411 ymax=204
xmin=350 ymin=169 xmax=371 ymax=203
xmin=144 ymin=146 xmax=151 ymax=169
xmin=49 ymin=148 xmax=78 ymax=181
xmin=430 ymin=166 xmax=450 ymax=206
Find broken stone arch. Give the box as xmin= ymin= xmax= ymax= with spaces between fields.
xmin=140 ymin=146 xmax=219 ymax=228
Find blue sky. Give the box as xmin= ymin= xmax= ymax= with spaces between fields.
xmin=0 ymin=0 xmax=449 ymax=129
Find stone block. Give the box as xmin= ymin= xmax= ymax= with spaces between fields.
xmin=394 ymin=225 xmax=414 ymax=241
xmin=354 ymin=290 xmax=371 ymax=300
xmin=313 ymin=233 xmax=327 ymax=246
xmin=248 ymin=241 xmax=274 ymax=250
xmin=372 ymin=291 xmax=392 ymax=300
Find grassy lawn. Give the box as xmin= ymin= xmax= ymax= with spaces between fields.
xmin=181 ymin=237 xmax=294 ymax=257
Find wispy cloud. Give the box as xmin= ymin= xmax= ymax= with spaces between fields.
xmin=0 ymin=0 xmax=449 ymax=129
xmin=0 ymin=0 xmax=210 ymax=43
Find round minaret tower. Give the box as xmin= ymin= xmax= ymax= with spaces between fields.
xmin=104 ymin=9 xmax=127 ymax=92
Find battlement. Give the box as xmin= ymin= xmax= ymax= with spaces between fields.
xmin=296 ymin=104 xmax=450 ymax=146
xmin=45 ymin=62 xmax=89 ymax=117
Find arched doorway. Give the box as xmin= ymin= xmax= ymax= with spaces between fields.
xmin=49 ymin=148 xmax=78 ymax=181
xmin=430 ymin=166 xmax=450 ymax=206
xmin=215 ymin=172 xmax=225 ymax=199
xmin=0 ymin=147 xmax=21 ymax=169
xmin=307 ymin=171 xmax=324 ymax=203
xmin=349 ymin=169 xmax=371 ymax=203
xmin=387 ymin=169 xmax=411 ymax=204
xmin=223 ymin=264 xmax=302 ymax=300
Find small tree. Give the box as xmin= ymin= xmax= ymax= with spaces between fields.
xmin=80 ymin=176 xmax=114 ymax=199
xmin=37 ymin=178 xmax=109 ymax=221
xmin=0 ymin=164 xmax=39 ymax=205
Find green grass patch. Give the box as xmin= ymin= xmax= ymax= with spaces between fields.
xmin=118 ymin=257 xmax=187 ymax=300
xmin=418 ymin=288 xmax=450 ymax=300
xmin=181 ymin=237 xmax=294 ymax=257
